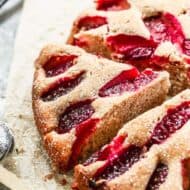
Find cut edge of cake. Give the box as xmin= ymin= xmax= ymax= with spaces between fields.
xmin=32 ymin=44 xmax=170 ymax=171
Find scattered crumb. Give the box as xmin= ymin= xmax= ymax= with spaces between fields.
xmin=15 ymin=148 xmax=25 ymax=154
xmin=60 ymin=177 xmax=67 ymax=186
xmin=43 ymin=173 xmax=54 ymax=181
xmin=18 ymin=114 xmax=23 ymax=119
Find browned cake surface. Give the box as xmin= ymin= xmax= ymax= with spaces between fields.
xmin=73 ymin=89 xmax=190 ymax=190
xmin=32 ymin=44 xmax=170 ymax=171
xmin=68 ymin=0 xmax=190 ymax=95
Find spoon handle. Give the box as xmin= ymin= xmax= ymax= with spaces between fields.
xmin=0 ymin=165 xmax=28 ymax=190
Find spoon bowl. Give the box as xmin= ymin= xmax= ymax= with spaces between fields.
xmin=0 ymin=122 xmax=14 ymax=161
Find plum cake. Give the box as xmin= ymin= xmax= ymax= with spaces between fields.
xmin=32 ymin=44 xmax=169 ymax=171
xmin=73 ymin=89 xmax=190 ymax=190
xmin=68 ymin=0 xmax=190 ymax=95
xmin=94 ymin=0 xmax=189 ymax=14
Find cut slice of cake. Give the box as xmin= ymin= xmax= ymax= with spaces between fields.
xmin=68 ymin=1 xmax=190 ymax=95
xmin=32 ymin=44 xmax=169 ymax=171
xmin=73 ymin=89 xmax=190 ymax=190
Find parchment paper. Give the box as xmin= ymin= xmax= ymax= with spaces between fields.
xmin=3 ymin=0 xmax=92 ymax=189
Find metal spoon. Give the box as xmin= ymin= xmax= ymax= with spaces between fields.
xmin=0 ymin=121 xmax=14 ymax=161
xmin=0 ymin=122 xmax=29 ymax=190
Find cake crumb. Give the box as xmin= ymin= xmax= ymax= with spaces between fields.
xmin=60 ymin=177 xmax=67 ymax=186
xmin=43 ymin=173 xmax=54 ymax=181
xmin=15 ymin=148 xmax=25 ymax=154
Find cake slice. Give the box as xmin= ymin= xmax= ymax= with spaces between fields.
xmin=68 ymin=1 xmax=190 ymax=95
xmin=73 ymin=89 xmax=190 ymax=190
xmin=32 ymin=44 xmax=169 ymax=171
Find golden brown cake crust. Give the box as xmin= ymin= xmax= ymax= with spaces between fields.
xmin=32 ymin=44 xmax=170 ymax=171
